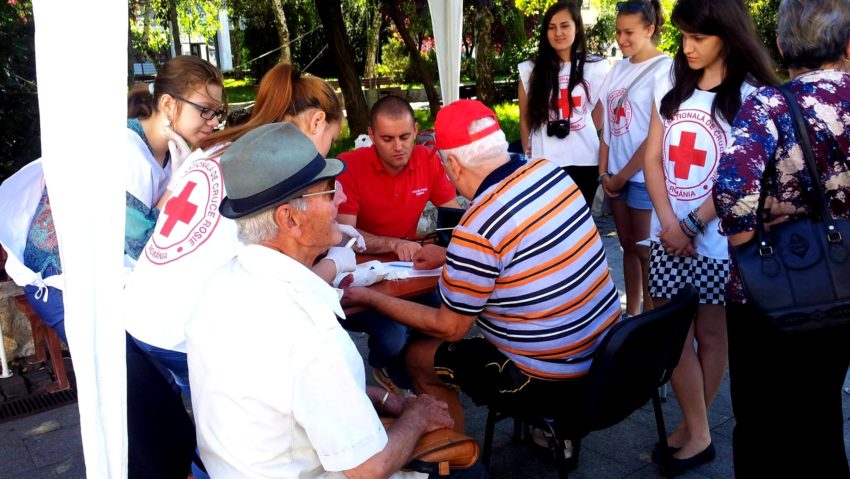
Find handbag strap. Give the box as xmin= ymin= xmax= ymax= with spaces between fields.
xmin=778 ymin=86 xmax=836 ymax=220
xmin=753 ymin=85 xmax=841 ymax=247
xmin=614 ymin=55 xmax=668 ymax=114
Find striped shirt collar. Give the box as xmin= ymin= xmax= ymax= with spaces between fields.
xmin=473 ymin=153 xmax=526 ymax=199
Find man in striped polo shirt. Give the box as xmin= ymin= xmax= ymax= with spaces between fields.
xmin=344 ymin=100 xmax=622 ymax=432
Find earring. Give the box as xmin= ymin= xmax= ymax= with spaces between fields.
xmin=312 ymin=128 xmax=317 ymax=135
xmin=163 ymin=118 xmax=171 ymax=127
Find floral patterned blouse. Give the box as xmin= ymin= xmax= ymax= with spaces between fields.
xmin=714 ymin=70 xmax=850 ymax=303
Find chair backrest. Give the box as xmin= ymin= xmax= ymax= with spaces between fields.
xmin=580 ymin=286 xmax=698 ymax=432
xmin=435 ymin=206 xmax=465 ymax=247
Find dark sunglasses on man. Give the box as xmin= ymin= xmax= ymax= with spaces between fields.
xmin=546 ymin=119 xmax=571 ymax=139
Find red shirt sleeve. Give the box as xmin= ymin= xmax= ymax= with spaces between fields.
xmin=426 ymin=149 xmax=457 ymax=206
xmin=336 ymin=150 xmax=360 ymax=216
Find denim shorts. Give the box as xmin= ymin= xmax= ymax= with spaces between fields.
xmin=619 ymin=181 xmax=652 ymax=210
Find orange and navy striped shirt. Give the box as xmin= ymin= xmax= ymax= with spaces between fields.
xmin=439 ymin=157 xmax=621 ymax=379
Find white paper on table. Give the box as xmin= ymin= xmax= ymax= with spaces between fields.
xmin=332 ymin=260 xmax=442 ymax=289
xmin=333 ymin=260 xmax=387 ymax=288
xmin=385 ymin=261 xmax=443 ymax=279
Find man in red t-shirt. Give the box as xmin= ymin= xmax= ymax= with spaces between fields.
xmin=338 ymin=96 xmax=460 ymax=261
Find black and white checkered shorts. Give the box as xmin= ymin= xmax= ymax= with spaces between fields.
xmin=648 ymin=241 xmax=729 ymax=305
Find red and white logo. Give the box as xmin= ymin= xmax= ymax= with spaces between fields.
xmin=662 ymin=109 xmax=727 ymax=202
xmin=606 ymin=88 xmax=631 ymax=137
xmin=556 ymin=75 xmax=588 ymax=131
xmin=145 ymin=158 xmax=223 ymax=265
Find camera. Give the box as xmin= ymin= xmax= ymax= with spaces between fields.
xmin=546 ymin=119 xmax=571 ymax=139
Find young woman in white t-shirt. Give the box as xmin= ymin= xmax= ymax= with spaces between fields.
xmin=598 ymin=0 xmax=670 ymax=317
xmin=642 ymin=0 xmax=778 ymax=473
xmin=518 ymin=0 xmax=610 ymax=206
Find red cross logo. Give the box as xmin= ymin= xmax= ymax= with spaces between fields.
xmin=615 ymin=105 xmax=627 ymax=124
xmin=557 ymin=89 xmax=583 ymax=119
xmin=161 ymin=181 xmax=198 ymax=237
xmin=669 ymin=131 xmax=707 ymax=180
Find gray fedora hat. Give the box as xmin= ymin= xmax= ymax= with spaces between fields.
xmin=219 ymin=122 xmax=345 ymax=219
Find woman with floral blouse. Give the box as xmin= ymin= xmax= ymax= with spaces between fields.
xmin=713 ymin=0 xmax=850 ymax=476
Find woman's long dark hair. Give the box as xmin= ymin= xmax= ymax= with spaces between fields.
xmin=659 ymin=0 xmax=778 ymax=125
xmin=526 ymin=1 xmax=591 ymax=131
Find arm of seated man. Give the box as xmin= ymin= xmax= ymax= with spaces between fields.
xmin=439 ymin=198 xmax=462 ymax=209
xmin=345 ymin=394 xmax=453 ymax=479
xmin=337 ymin=213 xmax=422 ymax=261
xmin=412 ymin=244 xmax=447 ymax=270
xmin=344 ymin=287 xmax=476 ymax=341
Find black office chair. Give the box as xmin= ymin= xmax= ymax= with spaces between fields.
xmin=435 ymin=206 xmax=465 ymax=247
xmin=481 ymin=286 xmax=699 ymax=478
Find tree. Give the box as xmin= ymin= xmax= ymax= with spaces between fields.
xmin=364 ymin=7 xmax=383 ymax=79
xmin=271 ymin=0 xmax=292 ymax=63
xmin=315 ymin=0 xmax=370 ymax=135
xmin=0 ymin=0 xmax=39 ymax=181
xmin=474 ymin=4 xmax=496 ymax=106
xmin=383 ymin=1 xmax=441 ymax=116
xmin=129 ymin=0 xmax=223 ymax=62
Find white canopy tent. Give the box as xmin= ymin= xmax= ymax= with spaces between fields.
xmin=428 ymin=0 xmax=464 ymax=105
xmin=27 ymin=1 xmax=465 ymax=476
xmin=33 ymin=0 xmax=128 ymax=476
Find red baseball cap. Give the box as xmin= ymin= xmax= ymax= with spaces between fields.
xmin=434 ymin=99 xmax=502 ymax=150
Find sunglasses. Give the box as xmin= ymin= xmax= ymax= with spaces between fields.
xmin=616 ymin=1 xmax=650 ymax=16
xmin=173 ymin=95 xmax=227 ymax=122
xmin=547 ymin=119 xmax=571 ymax=139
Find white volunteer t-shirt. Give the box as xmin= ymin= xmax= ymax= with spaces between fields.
xmin=649 ymin=76 xmax=757 ymax=259
xmin=124 ymin=143 xmax=238 ymax=353
xmin=519 ymin=58 xmax=611 ymax=167
xmin=600 ymin=54 xmax=672 ymax=183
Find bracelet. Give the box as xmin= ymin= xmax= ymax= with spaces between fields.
xmin=679 ymin=219 xmax=697 ymax=239
xmin=379 ymin=390 xmax=390 ymax=413
xmin=687 ymin=209 xmax=706 ymax=234
xmin=598 ymin=172 xmax=610 ymax=184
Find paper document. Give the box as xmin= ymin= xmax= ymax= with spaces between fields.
xmin=385 ymin=261 xmax=443 ymax=278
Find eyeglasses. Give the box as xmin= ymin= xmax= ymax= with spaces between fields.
xmin=616 ymin=1 xmax=650 ymax=17
xmin=546 ymin=119 xmax=571 ymax=139
xmin=296 ymin=180 xmax=343 ymax=201
xmin=173 ymin=95 xmax=227 ymax=122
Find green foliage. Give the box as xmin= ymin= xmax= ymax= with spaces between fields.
xmin=129 ymin=2 xmax=169 ymax=59
xmin=0 ymin=0 xmax=39 ymax=181
xmin=514 ymin=0 xmax=552 ymax=16
xmin=375 ymin=36 xmax=410 ymax=83
xmin=586 ymin=10 xmax=615 ymax=55
xmin=223 ymin=77 xmax=257 ymax=103
xmin=493 ymin=102 xmax=521 ymax=143
xmin=746 ymin=0 xmax=781 ymax=69
xmin=176 ymin=0 xmax=222 ymax=40
xmin=129 ymin=0 xmax=223 ymax=63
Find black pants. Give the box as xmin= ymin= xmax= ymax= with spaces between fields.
xmin=126 ymin=334 xmax=197 ymax=479
xmin=562 ymin=165 xmax=599 ymax=209
xmin=726 ymin=302 xmax=850 ymax=478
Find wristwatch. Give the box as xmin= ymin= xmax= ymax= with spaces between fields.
xmin=598 ymin=173 xmax=610 ymax=184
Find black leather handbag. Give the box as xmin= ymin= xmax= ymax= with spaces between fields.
xmin=733 ymin=85 xmax=850 ymax=333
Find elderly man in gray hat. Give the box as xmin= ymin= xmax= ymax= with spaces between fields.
xmin=185 ymin=122 xmax=459 ymax=479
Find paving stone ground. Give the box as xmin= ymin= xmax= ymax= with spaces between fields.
xmin=1 ymin=213 xmax=848 ymax=478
